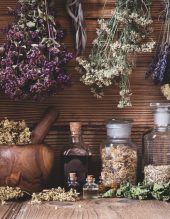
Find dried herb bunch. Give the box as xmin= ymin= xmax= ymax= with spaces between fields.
xmin=31 ymin=187 xmax=79 ymax=204
xmin=144 ymin=165 xmax=170 ymax=184
xmin=0 ymin=0 xmax=72 ymax=100
xmin=0 ymin=186 xmax=24 ymax=205
xmin=101 ymin=145 xmax=137 ymax=188
xmin=0 ymin=118 xmax=31 ymax=145
xmin=146 ymin=1 xmax=170 ymax=99
xmin=77 ymin=0 xmax=155 ymax=108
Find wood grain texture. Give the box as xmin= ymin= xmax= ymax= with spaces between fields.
xmin=0 ymin=199 xmax=170 ymax=219
xmin=0 ymin=0 xmax=169 ymax=183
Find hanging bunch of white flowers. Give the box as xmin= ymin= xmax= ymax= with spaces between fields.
xmin=77 ymin=0 xmax=155 ymax=108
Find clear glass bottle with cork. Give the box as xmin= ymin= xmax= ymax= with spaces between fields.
xmin=83 ymin=175 xmax=99 ymax=199
xmin=63 ymin=122 xmax=92 ymax=188
xmin=100 ymin=119 xmax=137 ymax=190
xmin=143 ymin=103 xmax=170 ymax=184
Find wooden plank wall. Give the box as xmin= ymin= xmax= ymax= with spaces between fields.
xmin=0 ymin=0 xmax=168 ymax=184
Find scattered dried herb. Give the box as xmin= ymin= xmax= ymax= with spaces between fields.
xmin=30 ymin=187 xmax=79 ymax=204
xmin=0 ymin=186 xmax=24 ymax=205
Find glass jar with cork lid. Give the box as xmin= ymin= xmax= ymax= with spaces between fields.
xmin=100 ymin=119 xmax=137 ymax=190
xmin=63 ymin=122 xmax=92 ymax=188
xmin=143 ymin=103 xmax=170 ymax=184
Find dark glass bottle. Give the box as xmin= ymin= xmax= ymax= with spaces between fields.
xmin=63 ymin=122 xmax=92 ymax=188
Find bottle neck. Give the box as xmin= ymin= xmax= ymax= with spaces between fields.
xmin=154 ymin=125 xmax=169 ymax=132
xmin=70 ymin=133 xmax=84 ymax=148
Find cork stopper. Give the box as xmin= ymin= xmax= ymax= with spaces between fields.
xmin=70 ymin=122 xmax=82 ymax=135
xmin=69 ymin=172 xmax=77 ymax=181
xmin=87 ymin=175 xmax=94 ymax=183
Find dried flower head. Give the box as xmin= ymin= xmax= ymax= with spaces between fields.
xmin=0 ymin=118 xmax=31 ymax=145
xmin=0 ymin=0 xmax=72 ymax=100
xmin=77 ymin=0 xmax=155 ymax=108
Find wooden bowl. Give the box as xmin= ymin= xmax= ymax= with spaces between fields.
xmin=0 ymin=144 xmax=54 ymax=193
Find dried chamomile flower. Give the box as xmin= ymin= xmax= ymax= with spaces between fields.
xmin=101 ymin=145 xmax=137 ymax=188
xmin=30 ymin=187 xmax=79 ymax=204
xmin=0 ymin=186 xmax=24 ymax=205
xmin=144 ymin=165 xmax=170 ymax=184
xmin=0 ymin=118 xmax=31 ymax=145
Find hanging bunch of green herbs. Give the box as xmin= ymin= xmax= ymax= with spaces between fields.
xmin=77 ymin=0 xmax=155 ymax=108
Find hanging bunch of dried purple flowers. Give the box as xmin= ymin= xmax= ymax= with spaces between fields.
xmin=0 ymin=0 xmax=73 ymax=100
xmin=146 ymin=0 xmax=170 ymax=99
xmin=66 ymin=0 xmax=87 ymax=55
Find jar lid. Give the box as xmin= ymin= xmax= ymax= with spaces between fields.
xmin=106 ymin=119 xmax=132 ymax=138
xmin=150 ymin=103 xmax=170 ymax=112
xmin=150 ymin=103 xmax=170 ymax=126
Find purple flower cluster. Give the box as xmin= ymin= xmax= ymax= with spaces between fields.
xmin=146 ymin=43 xmax=169 ymax=84
xmin=146 ymin=1 xmax=170 ymax=85
xmin=0 ymin=0 xmax=73 ymax=100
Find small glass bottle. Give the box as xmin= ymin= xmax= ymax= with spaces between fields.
xmin=67 ymin=172 xmax=80 ymax=192
xmin=63 ymin=122 xmax=92 ymax=188
xmin=83 ymin=175 xmax=99 ymax=199
xmin=100 ymin=119 xmax=137 ymax=189
xmin=143 ymin=103 xmax=170 ymax=184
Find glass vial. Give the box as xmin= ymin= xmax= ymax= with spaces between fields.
xmin=144 ymin=103 xmax=170 ymax=184
xmin=100 ymin=119 xmax=137 ymax=189
xmin=83 ymin=175 xmax=99 ymax=199
xmin=67 ymin=172 xmax=80 ymax=192
xmin=63 ymin=122 xmax=92 ymax=187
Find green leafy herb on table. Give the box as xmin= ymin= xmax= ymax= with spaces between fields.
xmin=101 ymin=182 xmax=170 ymax=201
xmin=152 ymin=182 xmax=170 ymax=202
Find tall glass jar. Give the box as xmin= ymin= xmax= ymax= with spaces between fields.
xmin=100 ymin=119 xmax=137 ymax=189
xmin=144 ymin=103 xmax=170 ymax=184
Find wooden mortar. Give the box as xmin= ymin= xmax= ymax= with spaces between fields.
xmin=0 ymin=107 xmax=59 ymax=193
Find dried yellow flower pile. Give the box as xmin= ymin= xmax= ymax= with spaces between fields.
xmin=30 ymin=187 xmax=79 ymax=204
xmin=0 ymin=118 xmax=31 ymax=145
xmin=144 ymin=165 xmax=170 ymax=184
xmin=101 ymin=145 xmax=137 ymax=188
xmin=0 ymin=186 xmax=24 ymax=205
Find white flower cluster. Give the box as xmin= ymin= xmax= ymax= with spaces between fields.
xmin=113 ymin=9 xmax=153 ymax=27
xmin=161 ymin=84 xmax=170 ymax=100
xmin=76 ymin=1 xmax=154 ymax=108
xmin=129 ymin=12 xmax=153 ymax=26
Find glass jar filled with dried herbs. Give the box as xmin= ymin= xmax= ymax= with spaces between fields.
xmin=144 ymin=103 xmax=170 ymax=184
xmin=100 ymin=119 xmax=137 ymax=190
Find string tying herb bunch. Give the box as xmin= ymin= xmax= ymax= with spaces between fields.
xmin=77 ymin=0 xmax=155 ymax=108
xmin=0 ymin=0 xmax=73 ymax=100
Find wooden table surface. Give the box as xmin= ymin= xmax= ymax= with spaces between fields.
xmin=0 ymin=198 xmax=170 ymax=219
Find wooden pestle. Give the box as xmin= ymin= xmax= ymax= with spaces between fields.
xmin=31 ymin=107 xmax=59 ymax=144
